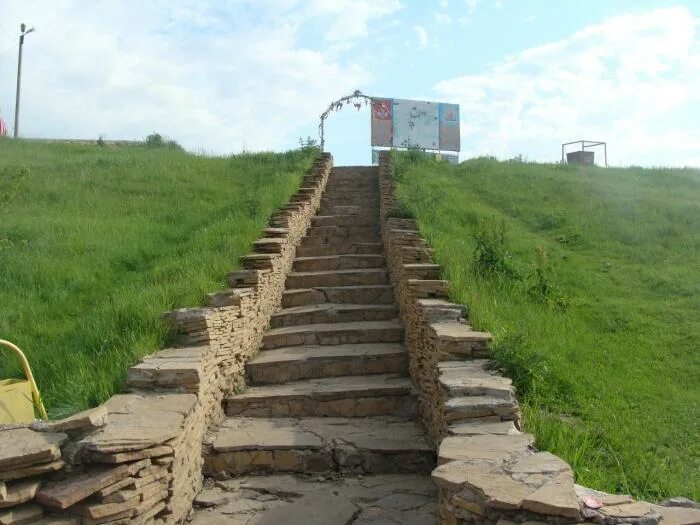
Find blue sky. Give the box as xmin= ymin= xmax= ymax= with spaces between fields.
xmin=1 ymin=1 xmax=699 ymax=166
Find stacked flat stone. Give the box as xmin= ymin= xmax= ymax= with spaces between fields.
xmin=153 ymin=155 xmax=332 ymax=424
xmin=0 ymin=426 xmax=68 ymax=525
xmin=0 ymin=154 xmax=333 ymax=525
xmin=377 ymin=151 xmax=699 ymax=525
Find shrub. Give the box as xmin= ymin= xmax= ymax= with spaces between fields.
xmin=473 ymin=217 xmax=519 ymax=279
xmin=145 ymin=133 xmax=184 ymax=151
xmin=527 ymin=246 xmax=569 ymax=310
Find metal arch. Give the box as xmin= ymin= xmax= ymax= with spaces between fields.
xmin=318 ymin=90 xmax=373 ymax=151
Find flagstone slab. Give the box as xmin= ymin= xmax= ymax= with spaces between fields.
xmin=0 ymin=428 xmax=66 ymax=471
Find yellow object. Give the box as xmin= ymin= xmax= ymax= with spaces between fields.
xmin=0 ymin=379 xmax=34 ymax=423
xmin=0 ymin=339 xmax=48 ymax=423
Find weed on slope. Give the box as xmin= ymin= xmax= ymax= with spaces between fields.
xmin=393 ymin=152 xmax=699 ymax=501
xmin=0 ymin=138 xmax=315 ymax=417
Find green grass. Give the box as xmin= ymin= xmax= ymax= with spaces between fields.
xmin=0 ymin=138 xmax=316 ymax=417
xmin=392 ymin=152 xmax=699 ymax=501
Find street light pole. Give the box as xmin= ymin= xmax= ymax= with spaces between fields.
xmin=14 ymin=23 xmax=35 ymax=139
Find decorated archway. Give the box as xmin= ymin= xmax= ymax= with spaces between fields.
xmin=318 ymin=90 xmax=373 ymax=151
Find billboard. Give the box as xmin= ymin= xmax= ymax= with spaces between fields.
xmin=371 ymin=99 xmax=392 ymax=147
xmin=371 ymin=97 xmax=460 ymax=152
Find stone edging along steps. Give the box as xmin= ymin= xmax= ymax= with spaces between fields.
xmin=0 ymin=154 xmax=334 ymax=525
xmin=376 ymin=151 xmax=698 ymax=525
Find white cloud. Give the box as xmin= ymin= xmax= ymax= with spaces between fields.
xmin=466 ymin=0 xmax=480 ymax=14
xmin=435 ymin=7 xmax=700 ymax=166
xmin=414 ymin=25 xmax=429 ymax=49
xmin=0 ymin=1 xmax=398 ymax=153
xmin=308 ymin=0 xmax=403 ymax=43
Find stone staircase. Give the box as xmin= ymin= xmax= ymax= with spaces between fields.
xmin=196 ymin=166 xmax=437 ymax=523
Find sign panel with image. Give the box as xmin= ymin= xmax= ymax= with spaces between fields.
xmin=370 ymin=97 xmax=460 ymax=152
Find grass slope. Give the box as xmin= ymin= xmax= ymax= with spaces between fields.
xmin=0 ymin=138 xmax=315 ymax=417
xmin=393 ymin=152 xmax=699 ymax=501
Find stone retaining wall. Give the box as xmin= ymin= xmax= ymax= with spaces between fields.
xmin=377 ymin=151 xmax=698 ymax=525
xmin=0 ymin=153 xmax=333 ymax=525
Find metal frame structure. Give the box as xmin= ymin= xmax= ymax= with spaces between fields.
xmin=319 ymin=90 xmax=372 ymax=151
xmin=561 ymin=140 xmax=607 ymax=167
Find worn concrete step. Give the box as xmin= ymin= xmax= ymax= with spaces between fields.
xmin=286 ymin=269 xmax=388 ymax=289
xmin=271 ymin=303 xmax=397 ymax=328
xmin=282 ymin=285 xmax=394 ymax=307
xmin=225 ymin=374 xmax=416 ymax=417
xmin=204 ymin=416 xmax=433 ymax=475
xmin=293 ymin=254 xmax=385 ymax=272
xmin=311 ymin=215 xmax=378 ymax=227
xmin=262 ymin=320 xmax=403 ymax=349
xmin=247 ymin=342 xmax=407 ymax=383
xmin=295 ymin=242 xmax=382 ymax=257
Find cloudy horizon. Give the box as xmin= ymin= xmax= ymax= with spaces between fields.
xmin=1 ymin=1 xmax=698 ymax=166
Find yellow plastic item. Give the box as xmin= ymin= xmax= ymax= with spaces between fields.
xmin=0 ymin=339 xmax=48 ymax=423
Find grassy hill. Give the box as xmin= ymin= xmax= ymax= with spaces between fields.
xmin=392 ymin=152 xmax=699 ymax=501
xmin=0 ymin=138 xmax=315 ymax=417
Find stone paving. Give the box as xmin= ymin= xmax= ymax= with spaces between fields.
xmin=190 ymin=474 xmax=437 ymax=525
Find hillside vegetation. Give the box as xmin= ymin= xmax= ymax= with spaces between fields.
xmin=392 ymin=152 xmax=699 ymax=501
xmin=0 ymin=138 xmax=315 ymax=417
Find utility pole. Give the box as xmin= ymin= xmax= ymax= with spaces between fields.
xmin=14 ymin=23 xmax=35 ymax=138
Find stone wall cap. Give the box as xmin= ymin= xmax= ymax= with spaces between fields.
xmin=0 ymin=428 xmax=66 ymax=471
xmin=430 ymin=323 xmax=492 ymax=341
xmin=30 ymin=406 xmax=108 ymax=435
xmin=78 ymin=394 xmax=196 ymax=453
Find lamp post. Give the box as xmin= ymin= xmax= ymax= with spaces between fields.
xmin=14 ymin=23 xmax=35 ymax=138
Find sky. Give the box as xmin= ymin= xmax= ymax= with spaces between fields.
xmin=1 ymin=1 xmax=699 ymax=166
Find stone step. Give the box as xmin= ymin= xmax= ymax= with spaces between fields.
xmin=247 ymin=342 xmax=407 ymax=384
xmin=305 ymin=225 xmax=380 ymax=238
xmin=293 ymin=254 xmax=385 ymax=272
xmin=295 ymin=242 xmax=382 ymax=257
xmin=300 ymin=234 xmax=382 ymax=247
xmin=312 ymin=215 xmax=379 ymax=227
xmin=204 ymin=416 xmax=433 ymax=476
xmin=330 ymin=167 xmax=378 ymax=177
xmin=321 ymin=195 xmax=379 ymax=202
xmin=285 ymin=269 xmax=388 ymax=289
xmin=321 ymin=192 xmax=379 ymax=201
xmin=225 ymin=374 xmax=416 ymax=417
xmin=317 ymin=205 xmax=379 ymax=216
xmin=321 ymin=199 xmax=379 ymax=207
xmin=282 ymin=285 xmax=394 ymax=307
xmin=323 ymin=184 xmax=378 ymax=192
xmin=270 ymin=303 xmax=398 ymax=328
xmin=262 ymin=320 xmax=403 ymax=349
